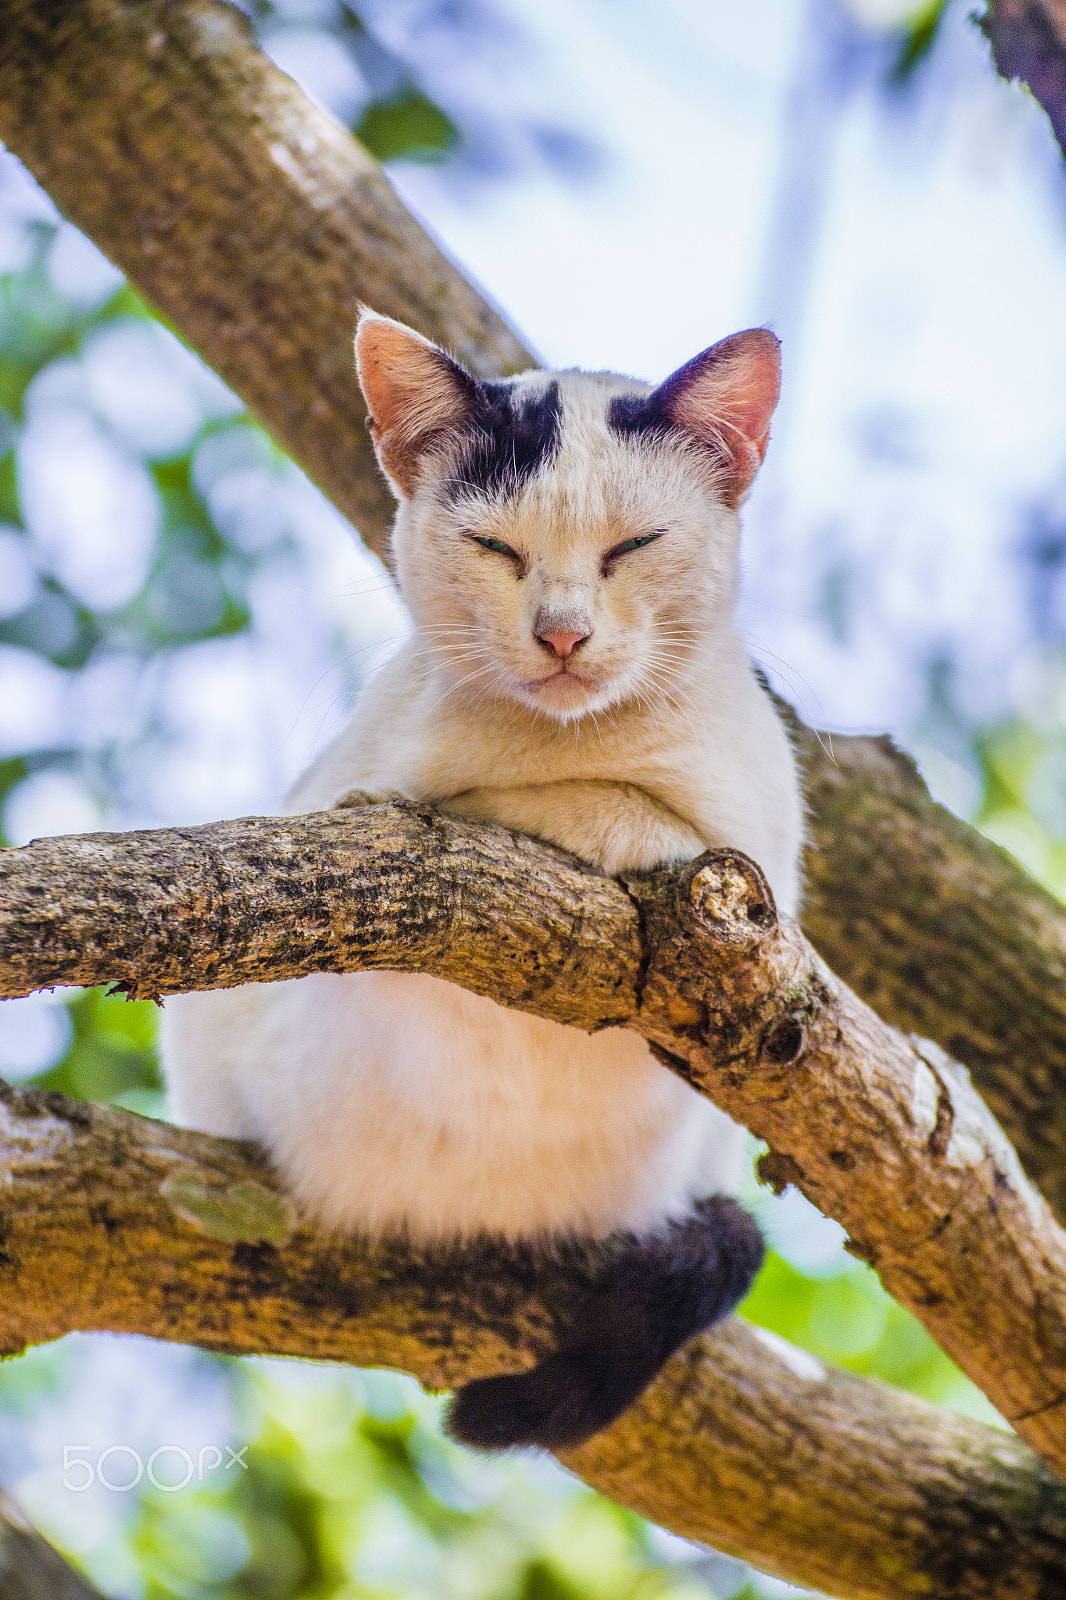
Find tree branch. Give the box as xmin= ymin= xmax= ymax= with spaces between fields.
xmin=0 ymin=1488 xmax=107 ymax=1600
xmin=3 ymin=802 xmax=1066 ymax=1485
xmin=4 ymin=5 xmax=1066 ymax=1588
xmin=982 ymin=0 xmax=1066 ymax=157
xmin=791 ymin=721 xmax=1066 ymax=1229
xmin=0 ymin=0 xmax=534 ymax=566
xmin=2 ymin=1080 xmax=1065 ymax=1600
xmin=3 ymin=0 xmax=1064 ymax=1233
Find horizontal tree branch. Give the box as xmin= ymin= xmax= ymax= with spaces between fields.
xmin=3 ymin=0 xmax=1064 ymax=1234
xmin=2 ymin=1079 xmax=1065 ymax=1600
xmin=4 ymin=4 xmax=1066 ymax=1588
xmin=3 ymin=801 xmax=1066 ymax=1486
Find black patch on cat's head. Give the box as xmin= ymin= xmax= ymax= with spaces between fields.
xmin=447 ymin=379 xmax=562 ymax=502
xmin=608 ymin=346 xmax=733 ymax=444
xmin=607 ymin=388 xmax=671 ymax=443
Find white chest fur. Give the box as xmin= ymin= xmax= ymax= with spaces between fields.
xmin=162 ymin=641 xmax=800 ymax=1239
xmin=161 ymin=312 xmax=803 ymax=1243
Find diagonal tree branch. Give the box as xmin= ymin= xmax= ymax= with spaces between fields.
xmin=0 ymin=0 xmax=534 ymax=566
xmin=3 ymin=5 xmax=1066 ymax=1588
xmin=3 ymin=801 xmax=1066 ymax=1484
xmin=0 ymin=1488 xmax=108 ymax=1600
xmin=791 ymin=720 xmax=1066 ymax=1227
xmin=982 ymin=0 xmax=1066 ymax=156
xmin=2 ymin=0 xmax=1064 ymax=1234
xmin=2 ymin=1079 xmax=1066 ymax=1600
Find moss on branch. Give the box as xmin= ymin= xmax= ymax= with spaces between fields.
xmin=1 ymin=1080 xmax=1065 ymax=1600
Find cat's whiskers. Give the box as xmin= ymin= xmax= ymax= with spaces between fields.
xmin=431 ymin=660 xmax=505 ymax=712
xmin=636 ymin=653 xmax=706 ymax=758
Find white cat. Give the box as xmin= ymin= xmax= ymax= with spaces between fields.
xmin=161 ymin=311 xmax=803 ymax=1449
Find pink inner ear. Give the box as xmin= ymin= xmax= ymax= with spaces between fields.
xmin=355 ymin=312 xmax=474 ymax=497
xmin=666 ymin=330 xmax=781 ymax=497
xmin=355 ymin=315 xmax=451 ymax=434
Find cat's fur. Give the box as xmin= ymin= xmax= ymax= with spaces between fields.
xmin=161 ymin=312 xmax=803 ymax=1449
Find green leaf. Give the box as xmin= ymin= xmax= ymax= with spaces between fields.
xmin=889 ymin=0 xmax=951 ymax=84
xmin=356 ymin=91 xmax=458 ymax=164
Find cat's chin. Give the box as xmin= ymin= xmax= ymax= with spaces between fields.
xmin=513 ymin=668 xmax=618 ymax=722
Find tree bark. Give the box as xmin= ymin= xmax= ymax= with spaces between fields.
xmin=2 ymin=1080 xmax=1065 ymax=1600
xmin=0 ymin=1490 xmax=107 ymax=1600
xmin=982 ymin=0 xmax=1066 ymax=156
xmin=3 ymin=802 xmax=1066 ymax=1483
xmin=3 ymin=4 xmax=1066 ymax=1591
xmin=3 ymin=0 xmax=1066 ymax=1223
xmin=0 ymin=0 xmax=534 ymax=567
xmin=2 ymin=0 xmax=1064 ymax=1236
xmin=791 ymin=720 xmax=1066 ymax=1229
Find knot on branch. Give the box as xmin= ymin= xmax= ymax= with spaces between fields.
xmin=622 ymin=850 xmax=811 ymax=1063
xmin=760 ymin=1014 xmax=808 ymax=1066
xmin=679 ymin=850 xmax=777 ymax=947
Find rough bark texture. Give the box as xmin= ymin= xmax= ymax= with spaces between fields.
xmin=3 ymin=802 xmax=1066 ymax=1483
xmin=2 ymin=1081 xmax=1065 ymax=1600
xmin=2 ymin=4 xmax=1066 ymax=1592
xmin=982 ymin=0 xmax=1066 ymax=155
xmin=791 ymin=720 xmax=1066 ymax=1228
xmin=1 ymin=0 xmax=1065 ymax=1230
xmin=0 ymin=0 xmax=534 ymax=566
xmin=0 ymin=803 xmax=640 ymax=1017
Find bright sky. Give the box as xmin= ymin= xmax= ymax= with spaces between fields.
xmin=0 ymin=6 xmax=1040 ymax=1542
xmin=381 ymin=0 xmax=1066 ymax=761
xmin=2 ymin=0 xmax=1066 ymax=840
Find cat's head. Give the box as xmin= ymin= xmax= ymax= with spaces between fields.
xmin=355 ymin=311 xmax=779 ymax=724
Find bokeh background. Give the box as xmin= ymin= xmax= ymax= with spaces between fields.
xmin=1 ymin=0 xmax=1064 ymax=1594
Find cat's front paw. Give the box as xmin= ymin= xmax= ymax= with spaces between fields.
xmin=332 ymin=788 xmax=407 ymax=810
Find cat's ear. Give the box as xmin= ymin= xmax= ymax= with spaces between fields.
xmin=355 ymin=310 xmax=476 ymax=498
xmin=627 ymin=330 xmax=781 ymax=507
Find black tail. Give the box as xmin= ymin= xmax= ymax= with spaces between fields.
xmin=446 ymin=1195 xmax=764 ymax=1451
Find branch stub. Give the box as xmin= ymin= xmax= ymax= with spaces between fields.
xmin=680 ymin=850 xmax=777 ymax=946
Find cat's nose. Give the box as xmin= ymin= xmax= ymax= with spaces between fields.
xmin=536 ymin=628 xmax=590 ymax=658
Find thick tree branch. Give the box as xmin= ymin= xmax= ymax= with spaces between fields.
xmin=2 ymin=0 xmax=1064 ymax=1232
xmin=791 ymin=721 xmax=1066 ymax=1228
xmin=2 ymin=1081 xmax=1065 ymax=1600
xmin=0 ymin=0 xmax=534 ymax=566
xmin=982 ymin=0 xmax=1066 ymax=157
xmin=3 ymin=802 xmax=1066 ymax=1484
xmin=3 ymin=5 xmax=1066 ymax=1588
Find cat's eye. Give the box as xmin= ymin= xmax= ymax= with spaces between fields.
xmin=469 ymin=534 xmax=521 ymax=560
xmin=603 ymin=529 xmax=666 ymax=569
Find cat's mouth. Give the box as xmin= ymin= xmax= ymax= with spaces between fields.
xmin=517 ymin=666 xmax=610 ymax=718
xmin=511 ymin=661 xmax=625 ymax=721
xmin=525 ymin=666 xmax=596 ymax=693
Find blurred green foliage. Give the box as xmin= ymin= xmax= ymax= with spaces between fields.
xmin=122 ymin=1367 xmax=727 ymax=1600
xmin=32 ymin=987 xmax=164 ymax=1117
xmin=889 ymin=0 xmax=952 ymax=83
xmin=0 ymin=2 xmax=1062 ymax=1593
xmin=973 ymin=692 xmax=1066 ymax=902
xmin=0 ymin=229 xmax=257 ymax=842
xmin=357 ymin=93 xmax=458 ymax=165
xmin=244 ymin=1 xmax=460 ymax=163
